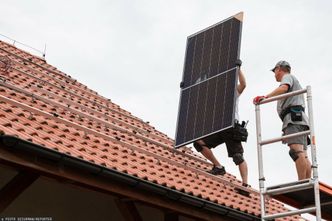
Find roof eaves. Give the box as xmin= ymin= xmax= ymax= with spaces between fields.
xmin=0 ymin=135 xmax=260 ymax=221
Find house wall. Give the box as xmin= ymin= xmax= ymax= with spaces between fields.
xmin=0 ymin=165 xmax=200 ymax=221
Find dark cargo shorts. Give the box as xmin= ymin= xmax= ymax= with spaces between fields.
xmin=193 ymin=130 xmax=243 ymax=157
xmin=282 ymin=124 xmax=309 ymax=150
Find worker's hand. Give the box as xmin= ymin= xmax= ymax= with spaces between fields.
xmin=235 ymin=59 xmax=242 ymax=67
xmin=253 ymin=96 xmax=267 ymax=104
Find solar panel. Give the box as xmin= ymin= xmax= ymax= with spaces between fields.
xmin=175 ymin=12 xmax=243 ymax=148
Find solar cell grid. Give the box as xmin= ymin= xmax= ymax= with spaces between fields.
xmin=175 ymin=13 xmax=243 ymax=148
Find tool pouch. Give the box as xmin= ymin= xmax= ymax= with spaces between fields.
xmin=290 ymin=107 xmax=303 ymax=121
xmin=232 ymin=122 xmax=248 ymax=142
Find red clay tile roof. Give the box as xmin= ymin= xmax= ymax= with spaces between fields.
xmin=0 ymin=39 xmax=304 ymax=220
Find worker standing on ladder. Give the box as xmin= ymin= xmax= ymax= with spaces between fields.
xmin=253 ymin=61 xmax=312 ymax=180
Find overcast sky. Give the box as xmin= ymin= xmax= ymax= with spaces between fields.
xmin=2 ymin=1 xmax=332 ymax=217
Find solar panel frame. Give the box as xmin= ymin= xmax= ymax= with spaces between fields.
xmin=175 ymin=12 xmax=243 ymax=148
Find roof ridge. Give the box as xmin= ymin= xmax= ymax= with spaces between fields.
xmin=2 ymin=52 xmax=132 ymax=115
xmin=0 ymin=41 xmax=131 ymax=114
xmin=0 ymin=39 xmax=46 ymax=62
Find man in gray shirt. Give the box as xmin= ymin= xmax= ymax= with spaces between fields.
xmin=253 ymin=61 xmax=311 ymax=180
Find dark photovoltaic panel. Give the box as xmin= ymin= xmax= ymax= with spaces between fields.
xmin=175 ymin=12 xmax=243 ymax=148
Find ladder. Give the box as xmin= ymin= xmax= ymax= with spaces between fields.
xmin=254 ymin=86 xmax=322 ymax=220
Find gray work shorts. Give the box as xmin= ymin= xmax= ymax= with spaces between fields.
xmin=282 ymin=124 xmax=309 ymax=150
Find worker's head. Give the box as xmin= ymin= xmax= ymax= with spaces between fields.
xmin=271 ymin=60 xmax=291 ymax=82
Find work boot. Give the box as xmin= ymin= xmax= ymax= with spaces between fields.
xmin=242 ymin=183 xmax=250 ymax=188
xmin=208 ymin=165 xmax=226 ymax=175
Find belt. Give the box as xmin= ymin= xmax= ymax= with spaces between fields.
xmin=280 ymin=105 xmax=304 ymax=121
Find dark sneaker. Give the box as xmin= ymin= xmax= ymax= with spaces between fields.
xmin=242 ymin=183 xmax=250 ymax=188
xmin=208 ymin=166 xmax=226 ymax=175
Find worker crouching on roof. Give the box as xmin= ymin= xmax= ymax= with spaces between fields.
xmin=193 ymin=59 xmax=249 ymax=187
xmin=253 ymin=60 xmax=312 ymax=180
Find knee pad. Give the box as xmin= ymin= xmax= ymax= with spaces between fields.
xmin=193 ymin=142 xmax=203 ymax=152
xmin=232 ymin=153 xmax=244 ymax=165
xmin=289 ymin=149 xmax=303 ymax=162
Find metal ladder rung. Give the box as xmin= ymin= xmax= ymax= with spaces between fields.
xmin=260 ymin=130 xmax=310 ymax=146
xmin=265 ymin=180 xmax=314 ymax=196
xmin=263 ymin=206 xmax=316 ymax=220
xmin=267 ymin=178 xmax=311 ymax=189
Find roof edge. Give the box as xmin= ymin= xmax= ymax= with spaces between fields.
xmin=0 ymin=135 xmax=260 ymax=221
